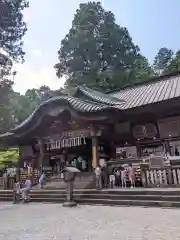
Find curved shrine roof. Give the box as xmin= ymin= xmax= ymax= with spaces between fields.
xmin=0 ymin=86 xmax=124 ymax=139
xmin=1 ymin=71 xmax=180 ymax=141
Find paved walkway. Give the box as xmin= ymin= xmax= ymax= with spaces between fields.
xmin=0 ymin=203 xmax=180 ymax=239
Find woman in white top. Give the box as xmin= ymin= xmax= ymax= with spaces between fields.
xmin=95 ymin=165 xmax=102 ymax=190
xmin=22 ymin=177 xmax=32 ymax=203
xmin=109 ymin=174 xmax=115 ymax=188
xmin=120 ymin=166 xmax=126 ymax=188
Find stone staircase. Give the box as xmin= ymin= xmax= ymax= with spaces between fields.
xmin=2 ymin=188 xmax=180 ymax=208
xmin=38 ymin=172 xmax=95 ymax=189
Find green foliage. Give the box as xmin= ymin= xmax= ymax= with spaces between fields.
xmin=0 ymin=0 xmax=29 ymax=99
xmin=0 ymin=0 xmax=29 ymax=133
xmin=0 ymin=84 xmax=64 ymax=133
xmin=55 ymin=1 xmax=154 ymax=92
xmin=0 ymin=0 xmax=29 ymax=63
xmin=0 ymin=149 xmax=19 ymax=168
xmin=153 ymin=48 xmax=180 ymax=75
xmin=153 ymin=48 xmax=174 ymax=75
xmin=0 ymin=82 xmax=14 ymax=133
xmin=167 ymin=50 xmax=180 ymax=73
xmin=25 ymin=86 xmax=52 ymax=104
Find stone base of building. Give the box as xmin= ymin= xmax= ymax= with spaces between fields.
xmin=63 ymin=200 xmax=77 ymax=207
xmin=34 ymin=172 xmax=95 ymax=189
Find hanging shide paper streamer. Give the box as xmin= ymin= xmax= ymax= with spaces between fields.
xmin=46 ymin=137 xmax=87 ymax=150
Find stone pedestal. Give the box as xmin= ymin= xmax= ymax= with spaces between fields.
xmin=63 ymin=201 xmax=77 ymax=207
xmin=63 ymin=173 xmax=77 ymax=207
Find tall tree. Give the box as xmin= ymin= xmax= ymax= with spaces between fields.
xmin=167 ymin=50 xmax=180 ymax=73
xmin=55 ymin=1 xmax=153 ymax=92
xmin=0 ymin=85 xmax=61 ymax=133
xmin=0 ymin=0 xmax=29 ymax=67
xmin=9 ymin=91 xmax=34 ymax=124
xmin=25 ymin=85 xmax=65 ymax=104
xmin=153 ymin=47 xmax=174 ymax=75
xmin=0 ymin=87 xmax=14 ymax=133
xmin=25 ymin=86 xmax=52 ymax=105
xmin=0 ymin=0 xmax=29 ymax=133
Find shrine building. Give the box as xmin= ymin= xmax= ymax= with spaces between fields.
xmin=1 ymin=71 xmax=180 ymax=180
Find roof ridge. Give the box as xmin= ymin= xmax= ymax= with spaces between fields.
xmin=77 ymin=85 xmax=125 ymax=105
xmin=110 ymin=72 xmax=180 ymax=110
xmin=107 ymin=71 xmax=180 ymax=94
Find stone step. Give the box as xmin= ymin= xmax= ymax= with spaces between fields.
xmin=1 ymin=196 xmax=180 ymax=208
xmin=2 ymin=192 xmax=180 ymax=202
xmin=2 ymin=188 xmax=180 ymax=195
xmin=1 ymin=190 xmax=180 ymax=207
xmin=76 ymin=199 xmax=180 ymax=208
xmin=1 ymin=188 xmax=180 ymax=208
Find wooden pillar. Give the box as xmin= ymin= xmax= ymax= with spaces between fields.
xmin=92 ymin=136 xmax=99 ymax=169
xmin=37 ymin=139 xmax=44 ymax=175
xmin=16 ymin=147 xmax=21 ymax=182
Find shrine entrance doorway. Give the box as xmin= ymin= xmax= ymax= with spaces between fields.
xmin=42 ymin=112 xmax=101 ymax=173
xmin=47 ymin=137 xmax=92 ymax=174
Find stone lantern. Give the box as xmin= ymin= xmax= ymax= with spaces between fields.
xmin=62 ymin=165 xmax=80 ymax=207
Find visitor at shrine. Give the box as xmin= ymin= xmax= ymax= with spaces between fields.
xmin=109 ymin=173 xmax=115 ymax=188
xmin=81 ymin=158 xmax=87 ymax=172
xmin=60 ymin=159 xmax=65 ymax=171
xmin=3 ymin=171 xmax=8 ymax=190
xmin=127 ymin=164 xmax=136 ymax=188
xmin=95 ymin=165 xmax=102 ymax=190
xmin=13 ymin=180 xmax=21 ymax=204
xmin=22 ymin=177 xmax=32 ymax=203
xmin=101 ymin=165 xmax=108 ymax=188
xmin=175 ymin=145 xmax=180 ymax=156
xmin=39 ymin=172 xmax=45 ymax=188
xmin=115 ymin=169 xmax=121 ymax=188
xmin=71 ymin=157 xmax=77 ymax=167
xmin=77 ymin=156 xmax=82 ymax=170
xmin=120 ymin=166 xmax=126 ymax=188
xmin=27 ymin=164 xmax=32 ymax=175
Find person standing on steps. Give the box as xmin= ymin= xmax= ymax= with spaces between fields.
xmin=109 ymin=172 xmax=115 ymax=188
xmin=39 ymin=172 xmax=45 ymax=188
xmin=95 ymin=165 xmax=102 ymax=190
xmin=120 ymin=166 xmax=126 ymax=188
xmin=13 ymin=180 xmax=21 ymax=204
xmin=101 ymin=165 xmax=108 ymax=188
xmin=128 ymin=163 xmax=136 ymax=188
xmin=115 ymin=169 xmax=121 ymax=188
xmin=3 ymin=171 xmax=8 ymax=190
xmin=22 ymin=176 xmax=32 ymax=203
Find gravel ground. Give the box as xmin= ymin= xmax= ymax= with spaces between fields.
xmin=1 ymin=203 xmax=180 ymax=240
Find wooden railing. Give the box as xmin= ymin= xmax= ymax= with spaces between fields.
xmin=141 ymin=165 xmax=180 ymax=187
xmin=0 ymin=177 xmax=14 ymax=189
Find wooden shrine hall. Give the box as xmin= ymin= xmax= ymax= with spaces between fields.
xmin=2 ymin=71 xmax=180 ymax=182
xmin=0 ymin=83 xmax=126 ymax=175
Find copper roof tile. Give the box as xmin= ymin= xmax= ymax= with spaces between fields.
xmin=110 ymin=74 xmax=180 ymax=109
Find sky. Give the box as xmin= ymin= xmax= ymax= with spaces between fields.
xmin=13 ymin=0 xmax=180 ymax=94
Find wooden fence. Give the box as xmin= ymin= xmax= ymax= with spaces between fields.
xmin=141 ymin=165 xmax=180 ymax=187
xmin=0 ymin=177 xmax=14 ymax=189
